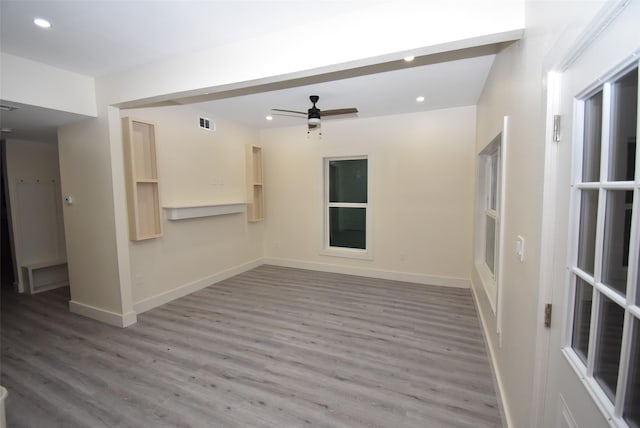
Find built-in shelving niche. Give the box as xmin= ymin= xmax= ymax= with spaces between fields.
xmin=246 ymin=145 xmax=264 ymax=222
xmin=122 ymin=117 xmax=163 ymax=240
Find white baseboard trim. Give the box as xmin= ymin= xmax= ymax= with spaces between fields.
xmin=69 ymin=300 xmax=137 ymax=328
xmin=133 ymin=258 xmax=263 ymax=315
xmin=263 ymin=257 xmax=470 ymax=288
xmin=67 ymin=258 xmax=473 ymax=328
xmin=470 ymin=280 xmax=513 ymax=428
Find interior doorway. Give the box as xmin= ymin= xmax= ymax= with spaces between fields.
xmin=1 ymin=140 xmax=16 ymax=290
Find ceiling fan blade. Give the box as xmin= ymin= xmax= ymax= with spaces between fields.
xmin=271 ymin=112 xmax=307 ymax=119
xmin=272 ymin=108 xmax=306 ymax=115
xmin=321 ymin=108 xmax=359 ymax=116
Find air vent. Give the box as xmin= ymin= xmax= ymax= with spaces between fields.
xmin=199 ymin=117 xmax=215 ymax=131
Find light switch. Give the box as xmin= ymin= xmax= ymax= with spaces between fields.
xmin=516 ymin=235 xmax=525 ymax=262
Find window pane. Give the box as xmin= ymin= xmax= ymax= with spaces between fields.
xmin=623 ymin=317 xmax=640 ymax=428
xmin=609 ymin=68 xmax=637 ymax=181
xmin=489 ymin=151 xmax=499 ymax=210
xmin=602 ymin=190 xmax=632 ymax=296
xmin=572 ymin=277 xmax=593 ymax=364
xmin=583 ymin=91 xmax=603 ymax=182
xmin=329 ymin=159 xmax=367 ymax=203
xmin=329 ymin=207 xmax=366 ymax=249
xmin=578 ymin=189 xmax=599 ymax=275
xmin=593 ymin=295 xmax=625 ymax=402
xmin=637 ymin=242 xmax=640 ymax=306
xmin=485 ymin=216 xmax=496 ymax=274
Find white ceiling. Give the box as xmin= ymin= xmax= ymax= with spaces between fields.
xmin=0 ymin=1 xmax=382 ymax=77
xmin=0 ymin=1 xmax=505 ymax=140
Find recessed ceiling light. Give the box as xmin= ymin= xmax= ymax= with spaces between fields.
xmin=33 ymin=17 xmax=51 ymax=28
xmin=416 ymin=96 xmax=425 ymax=103
xmin=265 ymin=115 xmax=273 ymax=121
xmin=404 ymin=56 xmax=415 ymax=62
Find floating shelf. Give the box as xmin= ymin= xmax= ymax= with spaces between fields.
xmin=163 ymin=203 xmax=246 ymax=220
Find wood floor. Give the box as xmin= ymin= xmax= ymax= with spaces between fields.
xmin=1 ymin=265 xmax=502 ymax=427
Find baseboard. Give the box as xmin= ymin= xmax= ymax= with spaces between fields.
xmin=263 ymin=257 xmax=470 ymax=288
xmin=133 ymin=258 xmax=263 ymax=315
xmin=69 ymin=300 xmax=137 ymax=328
xmin=133 ymin=257 xmax=468 ymax=317
xmin=470 ymin=280 xmax=513 ymax=428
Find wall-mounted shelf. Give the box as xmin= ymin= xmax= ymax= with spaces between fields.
xmin=122 ymin=117 xmax=163 ymax=241
xmin=246 ymin=145 xmax=264 ymax=222
xmin=163 ymin=203 xmax=246 ymax=220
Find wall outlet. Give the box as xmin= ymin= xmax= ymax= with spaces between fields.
xmin=516 ymin=235 xmax=525 ymax=262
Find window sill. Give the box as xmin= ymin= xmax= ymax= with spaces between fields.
xmin=321 ymin=247 xmax=372 ymax=260
xmin=475 ymin=260 xmax=497 ymax=313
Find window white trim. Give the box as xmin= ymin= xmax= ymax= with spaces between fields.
xmin=475 ymin=129 xmax=504 ymax=314
xmin=321 ymin=155 xmax=372 ymax=260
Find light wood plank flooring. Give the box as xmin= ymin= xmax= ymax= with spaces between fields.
xmin=1 ymin=265 xmax=502 ymax=427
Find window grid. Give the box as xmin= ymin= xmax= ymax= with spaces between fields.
xmin=567 ymin=62 xmax=639 ymax=427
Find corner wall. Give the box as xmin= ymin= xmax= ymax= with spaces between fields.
xmin=58 ymin=108 xmax=134 ymax=326
xmin=261 ymin=107 xmax=476 ymax=286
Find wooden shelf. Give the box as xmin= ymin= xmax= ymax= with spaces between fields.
xmin=246 ymin=145 xmax=264 ymax=222
xmin=163 ymin=203 xmax=246 ymax=220
xmin=123 ymin=118 xmax=163 ymax=241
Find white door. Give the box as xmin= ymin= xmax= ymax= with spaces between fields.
xmin=541 ymin=3 xmax=640 ymax=427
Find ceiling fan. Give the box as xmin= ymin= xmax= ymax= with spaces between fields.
xmin=272 ymin=95 xmax=358 ymax=133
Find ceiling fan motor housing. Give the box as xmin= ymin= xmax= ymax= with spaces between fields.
xmin=308 ymin=108 xmax=321 ymax=122
xmin=308 ymin=95 xmax=321 ymax=124
xmin=271 ymin=94 xmax=357 ymax=129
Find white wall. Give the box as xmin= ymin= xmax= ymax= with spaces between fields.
xmin=261 ymin=107 xmax=476 ymax=286
xmin=4 ymin=139 xmax=66 ymax=291
xmin=0 ymin=53 xmax=96 ymax=116
xmin=471 ymin=1 xmax=612 ymax=426
xmin=121 ymin=105 xmax=264 ymax=310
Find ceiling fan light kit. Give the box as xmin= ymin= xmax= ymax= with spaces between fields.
xmin=272 ymin=95 xmax=358 ymax=134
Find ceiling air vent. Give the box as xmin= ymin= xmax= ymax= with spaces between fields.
xmin=199 ymin=117 xmax=215 ymax=131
